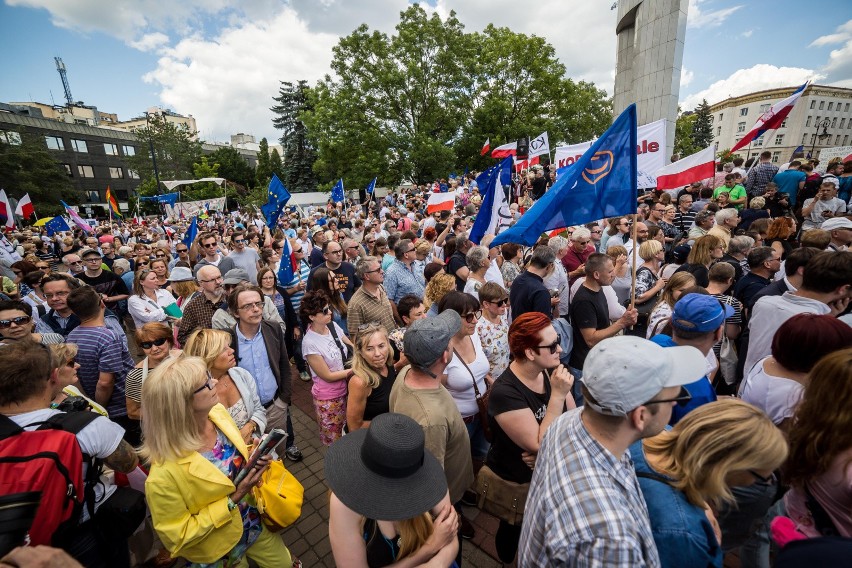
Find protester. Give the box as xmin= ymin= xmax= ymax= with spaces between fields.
xmin=127 ymin=269 xmax=177 ymax=328
xmin=345 ymin=322 xmax=396 ymax=432
xmin=475 ymin=281 xmax=510 ymax=378
xmin=675 ymin=235 xmax=724 ymax=287
xmin=124 ymin=322 xmax=180 ymax=423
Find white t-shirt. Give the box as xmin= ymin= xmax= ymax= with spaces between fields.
xmin=740 ymin=357 xmax=804 ymax=425
xmin=444 ymin=332 xmax=490 ymax=417
xmin=9 ymin=408 xmax=124 ymax=522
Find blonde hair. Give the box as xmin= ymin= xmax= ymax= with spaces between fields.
xmin=49 ymin=342 xmax=78 ymax=367
xmin=352 ymin=325 xmax=394 ymax=389
xmin=171 ymin=279 xmax=199 ymax=300
xmin=657 ymin=272 xmax=696 ymax=309
xmin=397 ymin=514 xmax=434 ymax=560
xmin=638 ymin=240 xmax=663 ymax=262
xmin=183 ymin=329 xmax=231 ymax=369
xmin=140 ymin=356 xmax=209 ymax=463
xmin=423 ymin=272 xmax=455 ymax=310
xmin=642 ymin=399 xmax=788 ymax=507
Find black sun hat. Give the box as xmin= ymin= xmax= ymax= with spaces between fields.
xmin=324 ymin=413 xmax=447 ymax=521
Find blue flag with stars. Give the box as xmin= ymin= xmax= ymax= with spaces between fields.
xmin=44 ymin=216 xmax=71 ymax=236
xmin=261 ymin=174 xmax=291 ymax=229
xmin=331 ymin=179 xmax=344 ymax=203
xmin=182 ymin=216 xmax=198 ymax=248
xmin=366 ymin=177 xmax=376 ymax=195
xmin=276 ymin=237 xmax=296 ymax=289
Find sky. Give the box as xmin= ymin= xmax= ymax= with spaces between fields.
xmin=1 ymin=0 xmax=850 ymax=144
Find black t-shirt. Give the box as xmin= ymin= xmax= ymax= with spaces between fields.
xmin=486 ymin=367 xmax=550 ymax=484
xmin=362 ymin=365 xmax=397 ymax=423
xmin=509 ymin=271 xmax=551 ymax=320
xmin=77 ymin=270 xmax=129 ymax=309
xmin=674 ymin=263 xmax=710 ymax=287
xmin=307 ymin=262 xmax=361 ymax=302
xmin=447 ymin=251 xmax=468 ymax=291
xmin=569 ymin=285 xmax=610 ymax=369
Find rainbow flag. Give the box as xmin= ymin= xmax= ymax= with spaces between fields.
xmin=105 ymin=186 xmax=122 ymax=218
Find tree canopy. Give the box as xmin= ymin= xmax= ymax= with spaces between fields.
xmin=271 ymin=80 xmax=318 ymax=193
xmin=299 ymin=4 xmax=612 ymax=188
xmin=0 ymin=130 xmax=75 ymax=217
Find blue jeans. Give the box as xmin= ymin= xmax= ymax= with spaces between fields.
xmin=717 ymin=480 xmax=781 ymax=568
xmin=464 ymin=414 xmax=490 ymax=461
xmin=569 ymin=367 xmax=584 ymax=407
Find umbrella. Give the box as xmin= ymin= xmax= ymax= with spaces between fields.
xmin=33 ymin=217 xmax=54 ymax=227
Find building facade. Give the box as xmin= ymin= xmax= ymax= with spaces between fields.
xmin=710 ymin=84 xmax=852 ymax=163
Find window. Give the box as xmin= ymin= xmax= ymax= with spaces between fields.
xmin=802 ymin=134 xmax=808 ymax=145
xmin=77 ymin=165 xmax=95 ymax=178
xmin=0 ymin=131 xmax=21 ymax=145
xmin=63 ymin=164 xmax=73 ymax=177
xmin=819 ymin=101 xmax=825 ymax=110
xmin=109 ymin=167 xmax=124 ymax=179
xmin=828 ymin=102 xmax=834 ymax=111
xmin=737 ymin=121 xmax=747 ymax=133
xmin=760 ymin=103 xmax=771 ymax=113
xmin=735 ymin=137 xmax=743 ymax=144
xmin=846 ymin=103 xmax=850 ymax=112
xmin=122 ymin=145 xmax=136 ymax=156
xmin=104 ymin=143 xmax=118 ymax=156
xmin=45 ymin=136 xmax=64 ymax=150
xmin=740 ymin=108 xmax=748 ymax=116
xmin=836 ymin=135 xmax=841 ymax=145
xmin=714 ymin=141 xmax=719 ymax=151
xmin=115 ymin=189 xmax=129 ymax=200
xmin=774 ymin=135 xmax=784 ymax=145
xmin=810 ymin=134 xmax=816 ymax=145
xmin=832 ymin=118 xmax=838 ymax=128
xmin=810 ymin=100 xmax=816 ymax=109
xmin=844 ymin=135 xmax=850 ymax=146
xmin=842 ymin=118 xmax=847 ymax=129
xmin=128 ymin=170 xmax=140 ymax=179
xmin=780 ymin=119 xmax=787 ymax=128
xmin=717 ymin=126 xmax=722 ymax=136
xmin=772 ymin=151 xmax=781 ymax=163
xmin=70 ymin=139 xmax=88 ymax=153
xmin=719 ymin=113 xmax=724 ymax=121
xmin=755 ymin=137 xmax=764 ymax=146
xmin=806 ymin=116 xmax=812 ymax=127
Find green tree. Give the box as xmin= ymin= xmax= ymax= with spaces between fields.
xmin=0 ymin=130 xmax=75 ymax=218
xmin=692 ymin=99 xmax=713 ymax=149
xmin=271 ymin=80 xmax=318 ymax=193
xmin=209 ymin=146 xmax=255 ymax=193
xmin=181 ymin=156 xmax=223 ymax=202
xmin=269 ymin=148 xmax=283 ymax=181
xmin=674 ymin=110 xmax=698 ymax=159
xmin=255 ymin=138 xmax=272 ymax=188
xmin=126 ymin=114 xmax=202 ymax=200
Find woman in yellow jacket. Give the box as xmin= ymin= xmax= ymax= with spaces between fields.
xmin=141 ymin=356 xmax=294 ymax=567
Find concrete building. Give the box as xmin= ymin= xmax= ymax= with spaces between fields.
xmin=709 ymin=84 xmax=852 ymax=163
xmin=614 ymin=0 xmax=688 ymax=158
xmin=8 ymin=101 xmax=119 ymax=127
xmin=109 ymin=106 xmax=198 ymax=140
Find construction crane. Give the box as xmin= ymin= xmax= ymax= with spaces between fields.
xmin=54 ymin=57 xmax=74 ymax=106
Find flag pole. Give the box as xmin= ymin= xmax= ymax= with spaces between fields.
xmin=629 ymin=213 xmax=639 ymax=310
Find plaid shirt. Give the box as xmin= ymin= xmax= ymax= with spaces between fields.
xmin=177 ymin=292 xmax=226 ymax=345
xmin=745 ymin=163 xmax=779 ymax=197
xmin=519 ymin=409 xmax=661 ymax=568
xmin=383 ymin=259 xmax=425 ymax=304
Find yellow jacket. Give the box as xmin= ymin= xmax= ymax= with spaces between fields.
xmin=145 ymin=404 xmax=249 ymax=564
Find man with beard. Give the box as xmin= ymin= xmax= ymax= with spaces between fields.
xmin=177 ymin=265 xmax=227 ymax=345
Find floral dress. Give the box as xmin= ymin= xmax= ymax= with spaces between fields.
xmin=501 ymin=261 xmax=521 ymax=289
xmin=191 ymin=428 xmax=262 ymax=568
xmin=476 ymin=314 xmax=510 ymax=378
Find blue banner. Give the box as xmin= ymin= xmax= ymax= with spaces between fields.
xmin=330 ymin=179 xmax=344 ymax=203
xmin=492 ymin=104 xmax=638 ymax=247
xmin=469 ymin=157 xmax=512 ymax=245
xmin=44 ymin=216 xmax=71 ymax=236
xmin=365 ymin=177 xmax=376 ymax=195
xmin=261 ymin=174 xmax=291 ymax=229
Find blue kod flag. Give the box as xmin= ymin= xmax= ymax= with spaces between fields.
xmin=44 ymin=216 xmax=71 ymax=236
xmin=469 ymin=157 xmax=513 ymax=245
xmin=365 ymin=177 xmax=377 ymax=195
xmin=330 ymin=179 xmax=345 ymax=203
xmin=492 ymin=104 xmax=638 ymax=247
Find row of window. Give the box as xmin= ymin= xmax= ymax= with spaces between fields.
xmin=809 ymin=100 xmax=851 ymax=112
xmin=799 ymin=134 xmax=851 ymax=147
xmin=45 ymin=136 xmax=136 ymax=156
xmin=805 ymin=116 xmax=850 ymax=129
xmin=63 ymin=164 xmax=139 ymax=179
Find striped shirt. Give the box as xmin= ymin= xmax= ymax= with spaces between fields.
xmin=519 ymin=409 xmax=661 ymax=568
xmin=346 ymin=284 xmax=397 ymax=339
xmin=66 ymin=326 xmax=134 ymax=419
xmin=286 ymin=260 xmax=312 ymax=312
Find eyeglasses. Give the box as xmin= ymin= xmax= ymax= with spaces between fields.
xmin=44 ymin=291 xmax=69 ymax=300
xmin=193 ymin=373 xmax=215 ymax=395
xmin=462 ymin=310 xmax=482 ymax=323
xmin=238 ymin=301 xmax=264 ymax=311
xmin=65 ymin=357 xmax=77 ymax=368
xmin=748 ymin=470 xmax=774 ymax=484
xmin=69 ymin=260 xmax=83 ymax=265
xmin=590 ymin=230 xmax=603 ymax=234
xmin=364 ymin=267 xmax=383 ymax=274
xmin=404 ymin=248 xmax=416 ymax=254
xmin=0 ymin=316 xmax=31 ymax=328
xmin=642 ymin=386 xmax=693 ymax=407
xmin=485 ymin=298 xmax=508 ymax=307
xmin=202 ymin=242 xmax=218 ymax=248
xmin=233 ymin=239 xmax=245 ymax=244
xmin=176 ymin=248 xmax=188 ymax=253
xmin=575 ymin=240 xmax=590 ymax=245
xmin=140 ymin=337 xmax=169 ymax=349
xmin=531 ymin=334 xmax=561 ymax=354
xmin=321 ymin=305 xmax=332 ymax=315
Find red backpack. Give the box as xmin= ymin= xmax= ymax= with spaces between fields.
xmin=0 ymin=411 xmax=101 ymax=548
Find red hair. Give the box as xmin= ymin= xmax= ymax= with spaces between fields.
xmin=423 ymin=227 xmax=437 ymax=241
xmin=772 ymin=313 xmax=852 ymax=373
xmin=509 ymin=312 xmax=552 ymax=360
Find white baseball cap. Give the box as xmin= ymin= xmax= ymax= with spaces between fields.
xmin=581 ymin=336 xmax=707 ymax=417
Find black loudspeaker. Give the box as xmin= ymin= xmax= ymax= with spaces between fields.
xmin=516 ymin=137 xmax=529 ymax=159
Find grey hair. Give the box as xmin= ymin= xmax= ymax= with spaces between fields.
xmin=571 ymin=227 xmax=591 ymax=241
xmin=728 ymin=236 xmax=755 ymax=255
xmin=355 ymin=255 xmax=380 ymax=279
xmin=112 ymin=258 xmax=130 ymax=273
xmin=715 ymin=208 xmax=739 ymax=225
xmin=548 ymin=236 xmax=569 ymax=253
xmin=465 ymin=245 xmax=490 ymax=272
xmin=529 ymin=246 xmax=556 ymax=269
xmin=723 ymin=162 xmax=734 ymax=172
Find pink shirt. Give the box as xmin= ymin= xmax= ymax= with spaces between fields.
xmin=784 ymin=447 xmax=852 ymax=538
xmin=301 ymin=323 xmax=349 ymax=401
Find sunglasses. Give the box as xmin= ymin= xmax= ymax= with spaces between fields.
xmin=321 ymin=305 xmax=332 ymax=315
xmin=486 ymin=298 xmax=508 ymax=307
xmin=154 ymin=253 xmax=166 ymax=258
xmin=66 ymin=357 xmax=77 ymax=368
xmin=36 ymin=265 xmax=50 ymax=269
xmin=462 ymin=310 xmax=482 ymax=323
xmin=140 ymin=337 xmax=169 ymax=349
xmin=531 ymin=334 xmax=561 ymax=354
xmin=202 ymin=242 xmax=218 ymax=248
xmin=0 ymin=316 xmax=31 ymax=328
xmin=642 ymin=386 xmax=692 ymax=407
xmin=176 ymin=248 xmax=188 ymax=253
xmin=233 ymin=239 xmax=245 ymax=244
xmin=748 ymin=470 xmax=774 ymax=484
xmin=193 ymin=373 xmax=215 ymax=395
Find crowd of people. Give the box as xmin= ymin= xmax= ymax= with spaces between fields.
xmin=0 ymin=151 xmax=851 ymax=568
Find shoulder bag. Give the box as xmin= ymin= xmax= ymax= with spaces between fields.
xmin=253 ymin=459 xmax=304 ymax=532
xmin=327 ymin=322 xmax=351 ymax=366
xmin=453 ymin=347 xmax=492 ymax=442
xmin=473 ymin=465 xmax=529 ymax=526
xmin=719 ymin=296 xmax=738 ymax=386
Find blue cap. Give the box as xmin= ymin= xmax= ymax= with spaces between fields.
xmin=671 ymin=293 xmax=735 ymax=333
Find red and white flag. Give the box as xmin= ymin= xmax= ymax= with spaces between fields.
xmin=480 ymin=138 xmax=490 ymax=156
xmin=427 ymin=191 xmax=456 ymax=214
xmin=655 ymin=146 xmax=716 ymax=191
xmin=514 ymin=156 xmax=540 ymax=172
xmin=14 ymin=193 xmax=34 ymax=219
xmin=731 ymin=82 xmax=808 ymax=153
xmin=0 ymin=190 xmax=14 ymax=229
xmin=490 ymin=141 xmax=517 ymax=159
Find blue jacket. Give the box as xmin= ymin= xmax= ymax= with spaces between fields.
xmin=629 ymin=440 xmax=723 ymax=568
xmin=650 ymin=334 xmax=717 ymax=425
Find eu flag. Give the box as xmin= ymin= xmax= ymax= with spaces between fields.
xmin=365 ymin=178 xmax=377 ymax=195
xmin=330 ymin=179 xmax=344 ymax=203
xmin=276 ymin=237 xmax=296 ymax=288
xmin=182 ymin=216 xmax=198 ymax=248
xmin=262 ymin=174 xmax=291 ymax=229
xmin=492 ymin=104 xmax=638 ymax=247
xmin=44 ymin=216 xmax=71 ymax=236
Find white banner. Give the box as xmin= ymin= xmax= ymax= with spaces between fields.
xmin=553 ymin=119 xmax=666 ymax=188
xmin=816 ymin=146 xmax=852 ymax=173
xmin=528 ymin=131 xmax=550 ymax=158
xmin=165 ymin=197 xmax=226 ymax=218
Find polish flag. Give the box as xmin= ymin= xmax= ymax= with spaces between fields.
xmin=731 ymin=82 xmax=808 ymax=152
xmin=0 ymin=190 xmax=14 ymax=229
xmin=514 ymin=156 xmax=540 ymax=172
xmin=427 ymin=191 xmax=456 ymax=214
xmin=655 ymin=146 xmax=716 ymax=191
xmin=491 ymin=141 xmax=517 ymax=159
xmin=480 ymin=138 xmax=490 ymax=156
xmin=14 ymin=193 xmax=34 ymax=219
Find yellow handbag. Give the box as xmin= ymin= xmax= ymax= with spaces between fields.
xmin=252 ymin=459 xmax=304 ymax=532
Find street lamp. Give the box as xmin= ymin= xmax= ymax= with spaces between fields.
xmin=809 ymin=117 xmax=831 ymax=159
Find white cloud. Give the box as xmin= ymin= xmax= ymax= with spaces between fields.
xmin=129 ymin=32 xmax=170 ymax=52
xmin=679 ymin=64 xmax=823 ymax=111
xmin=809 ymin=20 xmax=852 ymax=86
xmin=740 ymin=29 xmax=753 ymax=38
xmin=687 ymin=0 xmax=742 ymax=28
xmin=681 ymin=66 xmax=694 ymax=87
